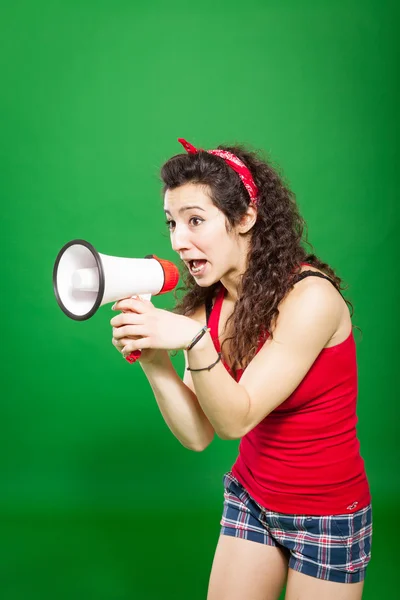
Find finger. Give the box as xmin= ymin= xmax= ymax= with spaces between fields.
xmin=112 ymin=325 xmax=148 ymax=340
xmin=110 ymin=312 xmax=144 ymax=327
xmin=121 ymin=337 xmax=151 ymax=356
xmin=112 ymin=337 xmax=136 ymax=351
xmin=112 ymin=337 xmax=124 ymax=352
xmin=112 ymin=297 xmax=150 ymax=313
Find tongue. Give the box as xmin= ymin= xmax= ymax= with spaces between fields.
xmin=193 ymin=260 xmax=207 ymax=268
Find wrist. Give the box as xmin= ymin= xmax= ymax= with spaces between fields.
xmin=185 ymin=320 xmax=209 ymax=350
xmin=139 ymin=349 xmax=170 ymax=367
xmin=186 ymin=328 xmax=212 ymax=353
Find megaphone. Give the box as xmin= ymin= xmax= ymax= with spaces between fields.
xmin=53 ymin=239 xmax=180 ymax=363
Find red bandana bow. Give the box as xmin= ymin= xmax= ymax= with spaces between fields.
xmin=177 ymin=138 xmax=259 ymax=206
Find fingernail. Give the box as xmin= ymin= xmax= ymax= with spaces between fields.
xmin=112 ymin=303 xmax=116 ymax=310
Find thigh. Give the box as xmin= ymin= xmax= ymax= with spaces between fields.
xmin=207 ymin=534 xmax=289 ymax=600
xmin=264 ymin=503 xmax=372 ymax=597
xmin=285 ymin=570 xmax=364 ymax=600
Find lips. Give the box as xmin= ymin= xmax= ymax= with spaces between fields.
xmin=188 ymin=259 xmax=208 ymax=276
xmin=183 ymin=258 xmax=205 ymax=267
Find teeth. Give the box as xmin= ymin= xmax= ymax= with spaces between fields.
xmin=191 ymin=261 xmax=206 ymax=273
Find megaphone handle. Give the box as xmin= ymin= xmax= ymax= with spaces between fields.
xmin=123 ymin=293 xmax=152 ymax=364
xmin=125 ymin=350 xmax=141 ymax=364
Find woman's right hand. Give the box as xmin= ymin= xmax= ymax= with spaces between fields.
xmin=111 ymin=308 xmax=160 ymax=364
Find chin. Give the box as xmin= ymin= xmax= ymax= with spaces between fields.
xmin=194 ymin=279 xmax=211 ymax=287
xmin=197 ymin=277 xmax=220 ymax=289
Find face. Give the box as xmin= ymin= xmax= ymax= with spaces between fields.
xmin=164 ymin=183 xmax=254 ymax=291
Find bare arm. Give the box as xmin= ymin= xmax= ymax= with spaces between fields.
xmin=139 ymin=349 xmax=215 ymax=451
xmin=111 ymin=300 xmax=215 ymax=451
xmin=113 ymin=279 xmax=342 ymax=443
xmin=186 ymin=277 xmax=343 ymax=439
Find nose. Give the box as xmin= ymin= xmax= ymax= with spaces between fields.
xmin=170 ymin=224 xmax=192 ymax=254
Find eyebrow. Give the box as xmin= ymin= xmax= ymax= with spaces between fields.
xmin=164 ymin=205 xmax=206 ymax=215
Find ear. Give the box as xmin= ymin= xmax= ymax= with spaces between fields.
xmin=237 ymin=204 xmax=257 ymax=234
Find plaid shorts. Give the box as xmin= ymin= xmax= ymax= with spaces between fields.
xmin=220 ymin=471 xmax=372 ymax=584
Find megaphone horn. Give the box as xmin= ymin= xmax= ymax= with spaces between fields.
xmin=53 ymin=239 xmax=179 ymax=322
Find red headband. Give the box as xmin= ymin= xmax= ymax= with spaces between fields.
xmin=177 ymin=138 xmax=259 ymax=206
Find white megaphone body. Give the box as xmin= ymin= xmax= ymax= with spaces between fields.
xmin=53 ymin=239 xmax=180 ymax=364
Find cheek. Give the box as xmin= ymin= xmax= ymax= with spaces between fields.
xmin=197 ymin=220 xmax=231 ymax=255
xmin=203 ymin=224 xmax=229 ymax=246
xmin=198 ymin=231 xmax=216 ymax=251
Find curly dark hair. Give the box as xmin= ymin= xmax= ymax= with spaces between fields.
xmin=161 ymin=143 xmax=355 ymax=377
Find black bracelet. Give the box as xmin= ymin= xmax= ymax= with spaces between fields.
xmin=186 ymin=325 xmax=210 ymax=351
xmin=186 ymin=353 xmax=222 ymax=372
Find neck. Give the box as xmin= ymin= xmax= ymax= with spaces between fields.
xmin=219 ymin=274 xmax=241 ymax=303
xmin=219 ymin=234 xmax=251 ymax=303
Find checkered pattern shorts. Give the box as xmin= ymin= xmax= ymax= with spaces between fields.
xmin=220 ymin=472 xmax=372 ymax=583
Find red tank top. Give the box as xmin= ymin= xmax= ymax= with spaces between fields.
xmin=207 ymin=272 xmax=371 ymax=515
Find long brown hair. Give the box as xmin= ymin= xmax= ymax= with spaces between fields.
xmin=161 ymin=144 xmax=354 ymax=376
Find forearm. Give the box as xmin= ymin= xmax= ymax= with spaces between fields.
xmin=186 ymin=332 xmax=250 ymax=439
xmin=139 ymin=351 xmax=215 ymax=451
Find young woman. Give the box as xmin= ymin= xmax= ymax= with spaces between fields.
xmin=110 ymin=139 xmax=372 ymax=600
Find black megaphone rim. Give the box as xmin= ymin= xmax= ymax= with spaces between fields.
xmin=53 ymin=239 xmax=105 ymax=321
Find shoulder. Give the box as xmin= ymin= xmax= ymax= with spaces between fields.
xmin=271 ymin=269 xmax=344 ymax=347
xmin=281 ymin=270 xmax=342 ymax=321
xmin=289 ymin=268 xmax=341 ymax=304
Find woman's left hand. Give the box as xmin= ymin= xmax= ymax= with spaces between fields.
xmin=110 ymin=296 xmax=202 ymax=357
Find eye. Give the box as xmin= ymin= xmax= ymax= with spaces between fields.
xmin=164 ymin=217 xmax=204 ymax=230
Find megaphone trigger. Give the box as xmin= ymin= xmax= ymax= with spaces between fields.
xmin=125 ymin=350 xmax=142 ymax=364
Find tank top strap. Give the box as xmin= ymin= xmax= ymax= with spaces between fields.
xmin=293 ymin=270 xmax=337 ymax=286
xmin=293 ymin=270 xmax=346 ymax=300
xmin=205 ymin=296 xmax=213 ymax=324
xmin=205 ymin=285 xmax=226 ymax=353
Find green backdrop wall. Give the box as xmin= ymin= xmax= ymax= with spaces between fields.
xmin=1 ymin=1 xmax=398 ymax=598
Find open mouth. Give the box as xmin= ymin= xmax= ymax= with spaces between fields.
xmin=189 ymin=259 xmax=208 ymax=275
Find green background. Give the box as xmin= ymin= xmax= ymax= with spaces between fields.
xmin=1 ymin=1 xmax=398 ymax=598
